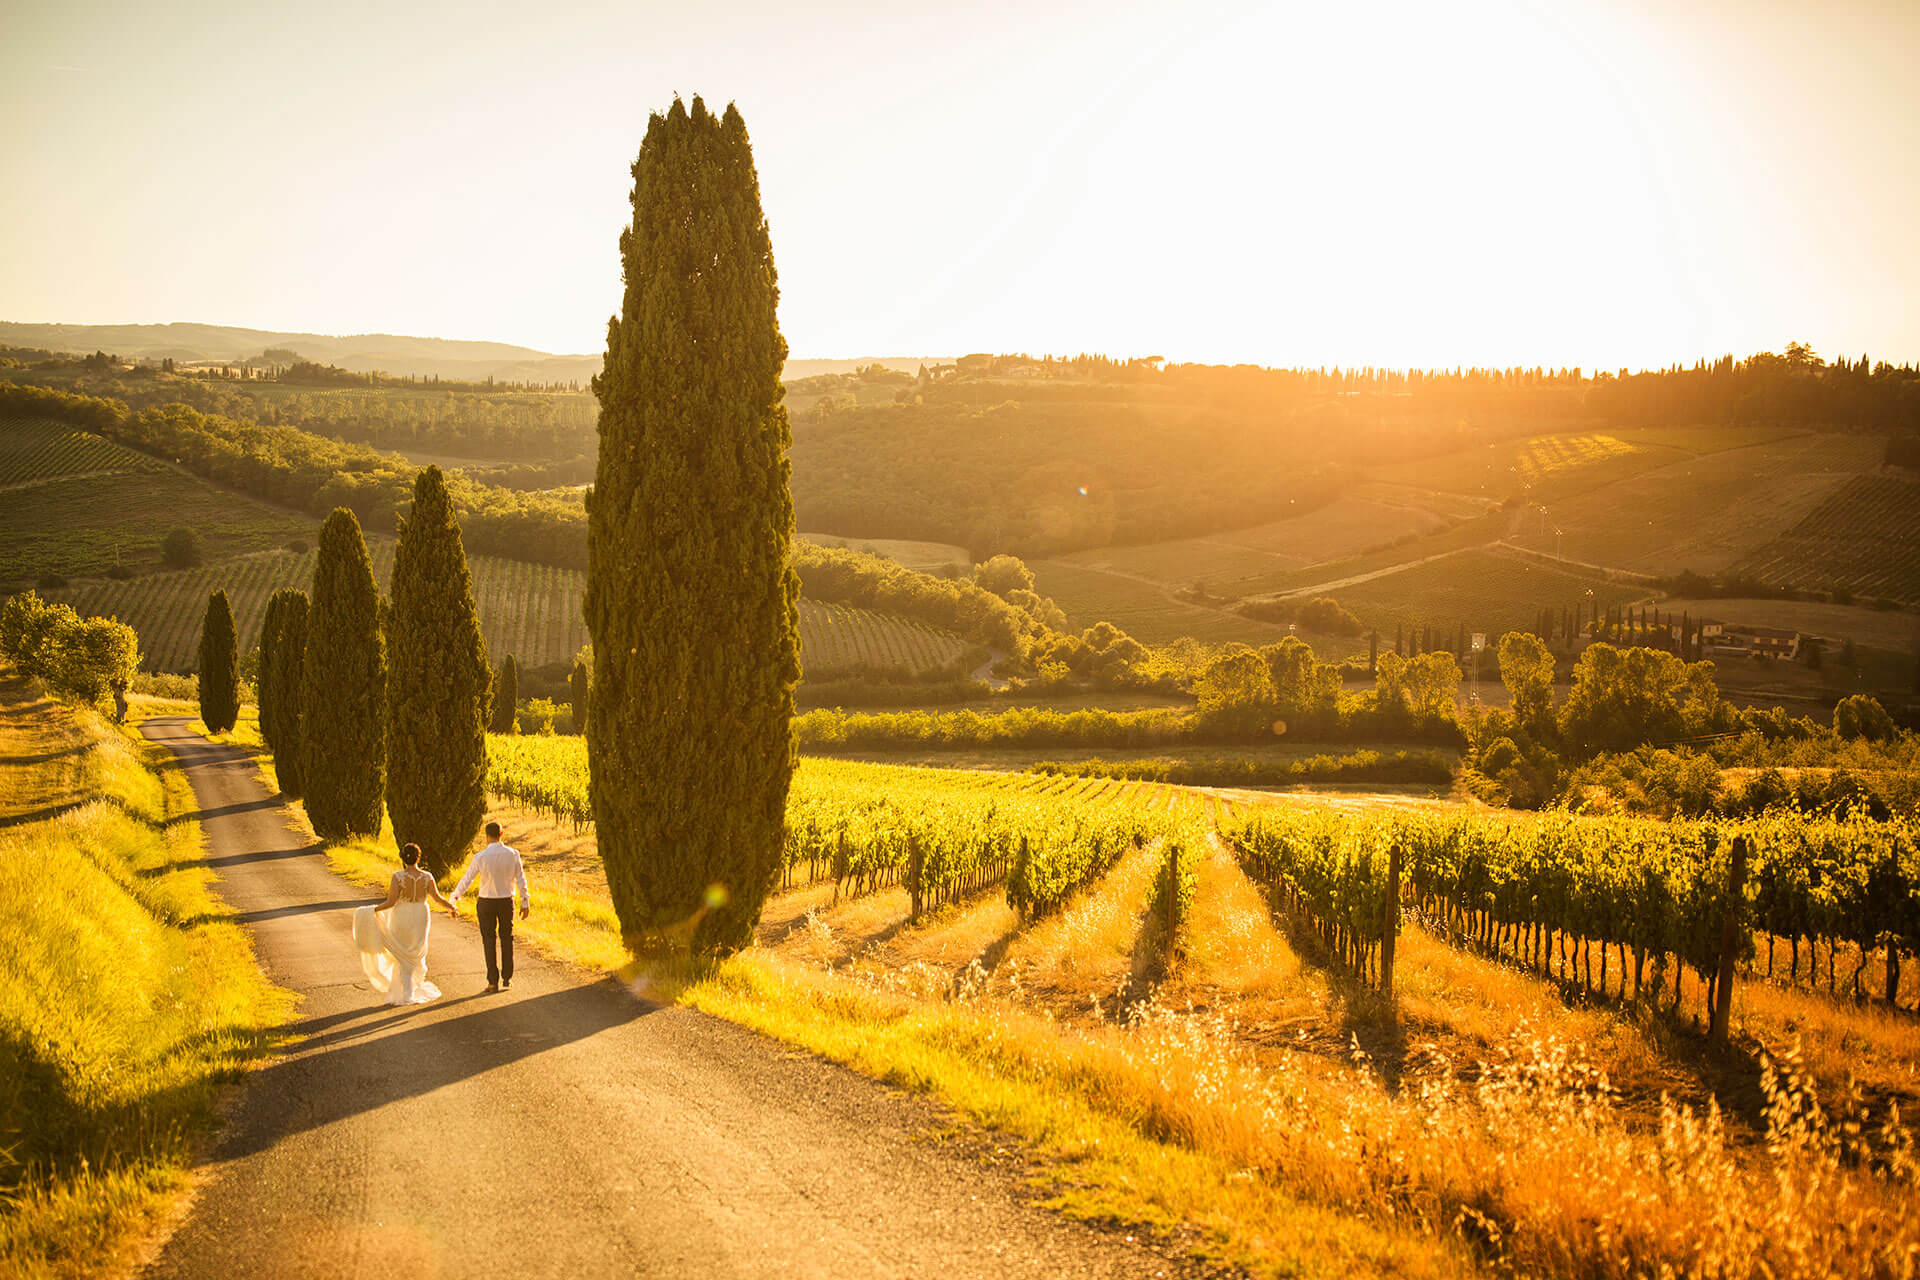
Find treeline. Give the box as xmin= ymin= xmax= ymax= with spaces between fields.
xmin=0 ymin=382 xmax=587 ymax=568
xmin=1589 ymin=346 xmax=1920 ymax=433
xmin=1028 ymin=749 xmax=1455 ymax=788
xmin=794 ymin=705 xmax=1194 ymax=751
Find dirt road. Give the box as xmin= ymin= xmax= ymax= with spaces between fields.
xmin=138 ymin=717 xmax=1189 ymax=1279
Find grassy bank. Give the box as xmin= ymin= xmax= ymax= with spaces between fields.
xmin=0 ymin=679 xmax=290 ymax=1279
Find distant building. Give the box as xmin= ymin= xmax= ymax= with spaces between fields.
xmin=1700 ymin=620 xmax=1801 ymax=660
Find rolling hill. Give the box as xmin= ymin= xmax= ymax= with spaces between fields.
xmin=0 ymin=320 xmax=942 ymax=387
xmin=0 ymin=417 xmax=316 ymax=589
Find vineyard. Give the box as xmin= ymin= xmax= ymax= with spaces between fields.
xmin=0 ymin=429 xmax=313 ymax=589
xmin=51 ymin=544 xmax=968 ymax=675
xmin=0 ymin=417 xmax=157 ymax=486
xmin=1734 ymin=475 xmax=1920 ymax=602
xmin=1223 ymin=802 xmax=1920 ymax=1032
xmin=486 ymin=730 xmax=1920 ymax=1031
xmin=487 ymin=737 xmax=1202 ymax=924
xmin=1367 ymin=429 xmax=1672 ymax=500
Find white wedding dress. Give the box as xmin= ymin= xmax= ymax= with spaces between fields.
xmin=354 ymin=868 xmax=442 ymax=1006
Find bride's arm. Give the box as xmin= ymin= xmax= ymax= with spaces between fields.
xmin=426 ymin=878 xmax=454 ymax=910
xmin=372 ymin=874 xmax=401 ymax=912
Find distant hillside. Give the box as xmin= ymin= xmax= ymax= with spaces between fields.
xmin=784 ymin=357 xmax=951 ymax=378
xmin=0 ymin=320 xmax=943 ymax=385
xmin=0 ymin=321 xmax=599 ymax=385
xmin=50 ymin=542 xmax=969 ymax=677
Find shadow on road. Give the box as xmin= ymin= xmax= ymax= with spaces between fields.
xmin=168 ymin=796 xmax=283 ymax=827
xmin=234 ymin=897 xmax=371 ymax=925
xmin=140 ymin=840 xmax=328 ymax=878
xmin=210 ymin=979 xmax=658 ymax=1161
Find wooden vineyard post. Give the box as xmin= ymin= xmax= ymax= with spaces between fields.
xmin=1381 ymin=841 xmax=1402 ymax=996
xmin=906 ymin=832 xmax=925 ymax=923
xmin=1709 ymin=835 xmax=1748 ymax=1048
xmin=1163 ymin=842 xmax=1178 ymax=940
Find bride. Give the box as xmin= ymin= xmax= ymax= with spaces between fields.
xmin=353 ymin=843 xmax=452 ymax=1006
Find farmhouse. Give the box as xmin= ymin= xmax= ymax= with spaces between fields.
xmin=1699 ymin=620 xmax=1801 ymax=660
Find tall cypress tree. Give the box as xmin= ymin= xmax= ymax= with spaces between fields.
xmin=302 ymin=508 xmax=387 ymax=839
xmin=261 ymin=589 xmax=309 ymax=798
xmin=387 ymin=467 xmax=493 ymax=877
xmin=569 ymin=656 xmax=590 ymax=735
xmin=259 ymin=601 xmax=279 ymax=745
xmin=197 ymin=589 xmax=239 ymax=733
xmin=491 ymin=655 xmax=518 ymax=734
xmin=587 ymin=97 xmax=800 ymax=955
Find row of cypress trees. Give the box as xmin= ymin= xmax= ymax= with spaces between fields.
xmin=259 ymin=588 xmax=308 ymax=796
xmin=220 ymin=467 xmax=493 ymax=875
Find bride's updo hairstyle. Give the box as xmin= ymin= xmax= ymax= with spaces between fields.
xmin=400 ymin=843 xmax=422 ymax=867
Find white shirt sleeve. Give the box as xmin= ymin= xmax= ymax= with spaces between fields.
xmin=450 ymin=853 xmax=482 ymax=905
xmin=513 ymin=847 xmax=529 ymax=908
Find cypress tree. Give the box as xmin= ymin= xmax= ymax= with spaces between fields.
xmin=258 ymin=601 xmax=279 ymax=746
xmin=301 ymin=508 xmax=387 ymax=839
xmin=261 ymin=589 xmax=309 ymax=797
xmin=570 ymin=656 xmax=590 ymax=735
xmin=587 ymin=96 xmax=800 ymax=955
xmin=491 ymin=655 xmax=518 ymax=733
xmin=386 ymin=467 xmax=493 ymax=877
xmin=197 ymin=589 xmax=239 ymax=733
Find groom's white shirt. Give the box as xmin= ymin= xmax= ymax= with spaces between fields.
xmin=451 ymin=842 xmax=529 ymax=908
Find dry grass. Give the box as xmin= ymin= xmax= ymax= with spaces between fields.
xmin=0 ymin=675 xmax=289 ymax=1280
xmin=462 ymin=769 xmax=1920 ymax=1278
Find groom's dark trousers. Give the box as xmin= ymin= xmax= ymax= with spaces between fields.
xmin=477 ymin=896 xmax=515 ymax=986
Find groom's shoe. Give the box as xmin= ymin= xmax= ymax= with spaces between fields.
xmin=485 ymin=982 xmax=499 ymax=993
xmin=501 ymin=978 xmax=512 ymax=990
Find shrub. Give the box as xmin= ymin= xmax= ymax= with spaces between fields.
xmin=131 ymin=671 xmax=197 ymax=700
xmin=516 ymin=697 xmax=564 ymax=735
xmin=1479 ymin=736 xmax=1521 ymax=778
xmin=1834 ymin=694 xmax=1896 ymax=742
xmin=160 ymin=527 xmax=201 ymax=570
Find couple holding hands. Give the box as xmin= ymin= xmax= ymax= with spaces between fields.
xmin=352 ymin=820 xmax=531 ymax=1005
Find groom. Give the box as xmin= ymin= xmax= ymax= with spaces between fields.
xmin=449 ymin=821 xmax=530 ymax=992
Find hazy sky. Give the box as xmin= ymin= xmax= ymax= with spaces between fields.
xmin=3 ymin=0 xmax=1917 ymax=368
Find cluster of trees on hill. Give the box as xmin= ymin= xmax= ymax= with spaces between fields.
xmin=0 ymin=381 xmax=588 ymax=569
xmin=1472 ymin=633 xmax=1913 ymax=815
xmin=0 ymin=592 xmax=140 ymax=711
